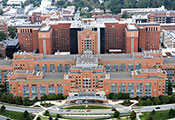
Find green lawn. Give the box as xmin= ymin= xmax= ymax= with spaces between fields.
xmin=140 ymin=110 xmax=174 ymax=120
xmin=0 ymin=110 xmax=34 ymax=120
xmin=63 ymin=105 xmax=111 ymax=109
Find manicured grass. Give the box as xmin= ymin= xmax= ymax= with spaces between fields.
xmin=41 ymin=117 xmax=107 ymax=120
xmin=40 ymin=103 xmax=54 ymax=107
xmin=121 ymin=102 xmax=134 ymax=106
xmin=0 ymin=110 xmax=34 ymax=120
xmin=63 ymin=105 xmax=111 ymax=109
xmin=140 ymin=110 xmax=173 ymax=120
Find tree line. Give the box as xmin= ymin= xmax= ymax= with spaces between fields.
xmin=54 ymin=0 xmax=175 ymax=15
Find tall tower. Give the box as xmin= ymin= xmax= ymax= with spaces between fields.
xmin=38 ymin=26 xmax=53 ymax=54
xmin=125 ymin=25 xmax=139 ymax=53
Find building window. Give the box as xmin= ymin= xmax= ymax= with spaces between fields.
xmin=48 ymin=84 xmax=55 ymax=95
xmin=42 ymin=64 xmax=47 ymax=72
xmin=136 ymin=83 xmax=143 ymax=97
xmin=0 ymin=70 xmax=2 ymax=83
xmin=85 ymin=38 xmax=91 ymax=50
xmin=23 ymin=85 xmax=29 ymax=97
xmin=34 ymin=64 xmax=40 ymax=71
xmin=119 ymin=84 xmax=126 ymax=93
xmin=40 ymin=85 xmax=46 ymax=97
xmin=136 ymin=64 xmax=141 ymax=70
xmin=49 ymin=64 xmax=55 ymax=72
xmin=128 ymin=83 xmax=134 ymax=97
xmin=65 ymin=64 xmax=70 ymax=72
xmin=113 ymin=64 xmax=118 ymax=72
xmin=57 ymin=84 xmax=63 ymax=94
xmin=128 ymin=64 xmax=134 ymax=72
xmin=83 ymin=78 xmax=91 ymax=88
xmin=2 ymin=70 xmax=9 ymax=81
xmin=105 ymin=64 xmax=111 ymax=72
xmin=120 ymin=64 xmax=126 ymax=72
xmin=110 ymin=84 xmax=117 ymax=93
xmin=57 ymin=64 xmax=63 ymax=72
xmin=31 ymin=85 xmax=38 ymax=98
xmin=145 ymin=83 xmax=152 ymax=96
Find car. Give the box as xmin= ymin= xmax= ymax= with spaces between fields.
xmin=155 ymin=107 xmax=161 ymax=109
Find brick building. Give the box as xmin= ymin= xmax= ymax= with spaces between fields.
xmin=0 ymin=50 xmax=174 ymax=99
xmin=148 ymin=11 xmax=175 ymax=23
xmin=16 ymin=21 xmax=160 ymax=54
xmin=0 ymin=17 xmax=8 ymax=38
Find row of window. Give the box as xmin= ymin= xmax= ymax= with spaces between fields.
xmin=23 ymin=84 xmax=63 ymax=98
xmin=34 ymin=64 xmax=70 ymax=72
xmin=105 ymin=64 xmax=141 ymax=72
xmin=111 ymin=83 xmax=152 ymax=97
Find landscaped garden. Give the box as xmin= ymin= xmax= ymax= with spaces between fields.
xmin=62 ymin=105 xmax=111 ymax=109
xmin=140 ymin=109 xmax=175 ymax=120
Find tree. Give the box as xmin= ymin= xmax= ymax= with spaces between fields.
xmin=36 ymin=116 xmax=41 ymax=120
xmin=168 ymin=80 xmax=173 ymax=95
xmin=0 ymin=105 xmax=6 ymax=112
xmin=0 ymin=31 xmax=6 ymax=41
xmin=23 ymin=97 xmax=32 ymax=106
xmin=0 ymin=9 xmax=4 ymax=15
xmin=169 ymin=108 xmax=175 ymax=117
xmin=153 ymin=97 xmax=161 ymax=105
xmin=8 ymin=26 xmax=17 ymax=39
xmin=151 ymin=109 xmax=156 ymax=115
xmin=49 ymin=116 xmax=52 ymax=120
xmin=55 ymin=118 xmax=58 ymax=120
xmin=146 ymin=98 xmax=152 ymax=105
xmin=114 ymin=110 xmax=120 ymax=118
xmin=56 ymin=114 xmax=61 ymax=118
xmin=130 ymin=111 xmax=136 ymax=120
xmin=23 ymin=110 xmax=29 ymax=118
xmin=43 ymin=110 xmax=50 ymax=116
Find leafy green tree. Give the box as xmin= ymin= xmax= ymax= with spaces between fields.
xmin=130 ymin=111 xmax=136 ymax=120
xmin=0 ymin=9 xmax=4 ymax=15
xmin=44 ymin=110 xmax=50 ymax=116
xmin=23 ymin=97 xmax=32 ymax=106
xmin=8 ymin=26 xmax=17 ymax=39
xmin=23 ymin=110 xmax=29 ymax=118
xmin=49 ymin=116 xmax=52 ymax=120
xmin=0 ymin=31 xmax=6 ymax=41
xmin=168 ymin=80 xmax=173 ymax=95
xmin=169 ymin=108 xmax=175 ymax=117
xmin=0 ymin=105 xmax=6 ymax=112
xmin=56 ymin=114 xmax=61 ymax=118
xmin=153 ymin=97 xmax=161 ymax=105
xmin=36 ymin=116 xmax=41 ymax=120
xmin=151 ymin=109 xmax=156 ymax=115
xmin=114 ymin=110 xmax=120 ymax=118
xmin=55 ymin=118 xmax=58 ymax=120
xmin=146 ymin=98 xmax=152 ymax=105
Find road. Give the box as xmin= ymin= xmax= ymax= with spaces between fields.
xmin=0 ymin=115 xmax=8 ymax=120
xmin=134 ymin=103 xmax=175 ymax=112
xmin=0 ymin=104 xmax=43 ymax=113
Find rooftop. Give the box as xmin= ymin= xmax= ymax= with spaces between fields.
xmin=126 ymin=25 xmax=138 ymax=31
xmin=39 ymin=26 xmax=52 ymax=32
xmin=38 ymin=55 xmax=75 ymax=61
xmin=0 ymin=60 xmax=12 ymax=66
xmin=100 ymin=54 xmax=140 ymax=60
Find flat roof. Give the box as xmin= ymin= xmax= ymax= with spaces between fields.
xmin=0 ymin=60 xmax=12 ymax=66
xmin=136 ymin=23 xmax=160 ymax=26
xmin=37 ymin=55 xmax=75 ymax=61
xmin=163 ymin=58 xmax=175 ymax=64
xmin=100 ymin=54 xmax=140 ymax=60
xmin=126 ymin=25 xmax=138 ymax=31
xmin=39 ymin=26 xmax=52 ymax=32
xmin=14 ymin=72 xmax=64 ymax=81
